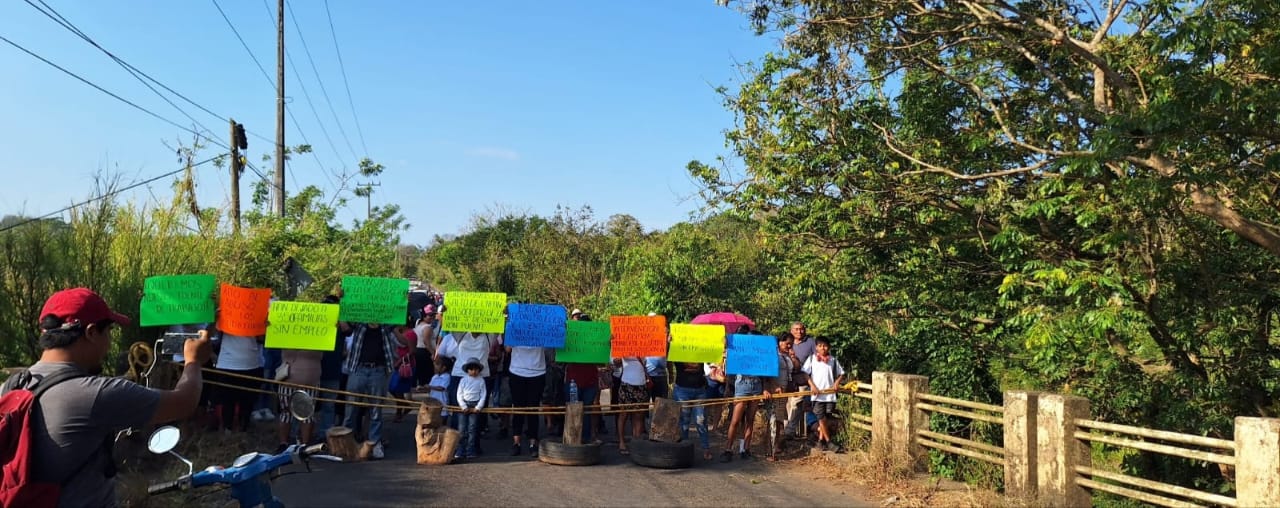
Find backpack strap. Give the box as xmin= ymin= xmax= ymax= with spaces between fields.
xmin=3 ymin=369 xmax=113 ymax=485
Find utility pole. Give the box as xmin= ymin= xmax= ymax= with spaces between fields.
xmin=229 ymin=119 xmax=247 ymax=234
xmin=273 ymin=0 xmax=286 ymax=216
xmin=355 ymin=182 xmax=380 ymax=219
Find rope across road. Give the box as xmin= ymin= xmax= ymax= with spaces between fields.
xmin=200 ymin=365 xmax=854 ymax=415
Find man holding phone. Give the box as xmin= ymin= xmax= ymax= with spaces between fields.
xmin=3 ymin=288 xmax=213 ymax=507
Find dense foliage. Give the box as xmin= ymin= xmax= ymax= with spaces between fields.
xmin=0 ymin=155 xmax=405 ymax=369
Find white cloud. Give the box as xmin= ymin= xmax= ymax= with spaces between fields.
xmin=465 ymin=146 xmax=520 ymax=161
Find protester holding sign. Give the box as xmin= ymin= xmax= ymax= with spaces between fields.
xmin=412 ymin=305 xmax=441 ymax=389
xmin=341 ymin=322 xmax=406 ymax=460
xmin=720 ymin=331 xmax=776 ymax=463
xmin=614 ymin=356 xmax=648 ymax=456
xmin=436 ymin=330 xmax=500 ymax=435
xmin=212 ymin=309 xmax=265 ymax=433
xmin=505 ymin=344 xmax=546 ymax=457
xmin=673 ymin=361 xmax=713 ymax=460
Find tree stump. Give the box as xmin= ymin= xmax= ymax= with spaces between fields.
xmin=750 ymin=408 xmax=769 ymax=448
xmin=649 ymin=398 xmax=681 ymax=443
xmin=325 ymin=426 xmax=360 ymax=462
xmin=562 ymin=402 xmax=584 ymax=445
xmin=357 ymin=440 xmax=377 ymax=461
xmin=417 ymin=400 xmax=444 ymax=429
xmin=416 ymin=426 xmax=460 ymax=465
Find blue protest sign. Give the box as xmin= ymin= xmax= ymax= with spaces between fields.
xmin=503 ymin=303 xmax=567 ymax=347
xmin=725 ymin=333 xmax=778 ymax=377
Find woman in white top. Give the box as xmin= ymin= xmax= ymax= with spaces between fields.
xmin=213 ymin=328 xmax=264 ymax=432
xmin=436 ymin=331 xmax=499 ymax=429
xmin=505 ymin=345 xmax=546 ymax=457
xmin=613 ymin=356 xmax=648 ymax=455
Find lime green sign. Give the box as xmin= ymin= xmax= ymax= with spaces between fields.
xmin=266 ymin=301 xmax=339 ymax=351
xmin=555 ymin=321 xmax=612 ymax=364
xmin=339 ymin=276 xmax=409 ymax=325
xmin=140 ymin=274 xmax=217 ymax=327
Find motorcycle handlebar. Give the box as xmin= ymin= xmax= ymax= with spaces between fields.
xmin=147 ymin=479 xmax=182 ymax=495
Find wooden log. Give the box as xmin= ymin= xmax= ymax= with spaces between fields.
xmin=750 ymin=408 xmax=769 ymax=448
xmin=358 ymin=440 xmax=377 ymax=461
xmin=326 ymin=426 xmax=360 ymax=462
xmin=649 ymin=398 xmax=682 ymax=443
xmin=417 ymin=400 xmax=444 ymax=429
xmin=416 ymin=426 xmax=461 ymax=465
xmin=563 ymin=402 xmax=584 ymax=445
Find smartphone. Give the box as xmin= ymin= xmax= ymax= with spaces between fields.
xmin=160 ymin=332 xmax=199 ymax=356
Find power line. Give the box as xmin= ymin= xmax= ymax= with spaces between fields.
xmin=324 ymin=0 xmax=369 ymax=158
xmin=27 ymin=0 xmax=273 ymax=146
xmin=0 ymin=33 xmax=212 ymax=147
xmin=262 ymin=0 xmax=340 ymax=191
xmin=0 ymin=155 xmax=225 ymax=234
xmin=21 ymin=0 xmax=274 ymax=183
xmin=285 ymin=0 xmax=359 ymax=163
xmin=211 ymin=0 xmax=333 ymax=191
xmin=210 ymin=0 xmax=275 ymax=92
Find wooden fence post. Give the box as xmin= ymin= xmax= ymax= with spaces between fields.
xmin=1003 ymin=391 xmax=1039 ymax=502
xmin=870 ymin=372 xmax=929 ymax=470
xmin=1235 ymin=417 xmax=1280 ymax=507
xmin=1037 ymin=394 xmax=1091 ymax=507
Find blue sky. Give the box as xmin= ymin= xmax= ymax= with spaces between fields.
xmin=0 ymin=1 xmax=777 ymax=245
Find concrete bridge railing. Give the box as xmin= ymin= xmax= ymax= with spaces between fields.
xmin=860 ymin=372 xmax=1279 ymax=507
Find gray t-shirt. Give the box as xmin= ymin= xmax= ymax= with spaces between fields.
xmin=23 ymin=362 xmax=161 ymax=508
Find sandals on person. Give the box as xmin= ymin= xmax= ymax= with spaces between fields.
xmin=703 ymin=449 xmax=714 ymax=460
xmin=619 ymin=447 xmax=631 ymax=456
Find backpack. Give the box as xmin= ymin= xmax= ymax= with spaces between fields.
xmin=0 ymin=369 xmax=90 ymax=508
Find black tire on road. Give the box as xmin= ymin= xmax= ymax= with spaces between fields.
xmin=629 ymin=439 xmax=694 ymax=469
xmin=538 ymin=439 xmax=602 ymax=466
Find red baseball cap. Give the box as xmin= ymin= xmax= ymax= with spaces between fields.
xmin=40 ymin=288 xmax=131 ymax=328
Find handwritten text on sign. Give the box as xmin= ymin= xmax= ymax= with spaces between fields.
xmin=504 ymin=304 xmax=567 ymax=347
xmin=441 ymin=292 xmax=507 ymax=333
xmin=725 ymin=333 xmax=778 ymax=377
xmin=668 ymin=323 xmax=725 ymax=363
xmin=216 ymin=284 xmax=271 ymax=336
xmin=140 ymin=274 xmax=217 ymax=327
xmin=266 ymin=301 xmax=339 ymax=351
xmin=609 ymin=315 xmax=668 ymax=358
xmin=555 ymin=320 xmax=612 ymax=364
xmin=339 ymin=276 xmax=409 ymax=325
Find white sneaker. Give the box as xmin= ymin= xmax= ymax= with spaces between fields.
xmin=250 ymin=409 xmax=265 ymax=422
xmin=372 ymin=443 xmax=385 ymax=460
xmin=263 ymin=409 xmax=277 ymax=421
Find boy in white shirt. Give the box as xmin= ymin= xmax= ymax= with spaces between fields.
xmin=455 ymin=358 xmax=487 ymax=460
xmin=802 ymin=337 xmax=846 ymax=452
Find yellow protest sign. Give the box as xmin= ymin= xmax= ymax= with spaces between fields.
xmin=265 ymin=301 xmax=339 ymax=351
xmin=668 ymin=323 xmax=725 ymax=363
xmin=441 ymin=292 xmax=507 ymax=333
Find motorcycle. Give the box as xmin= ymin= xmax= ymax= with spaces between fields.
xmin=145 ymin=390 xmax=342 ymax=508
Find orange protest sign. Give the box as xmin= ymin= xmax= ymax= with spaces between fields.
xmin=216 ymin=283 xmax=271 ymax=337
xmin=609 ymin=315 xmax=668 ymax=358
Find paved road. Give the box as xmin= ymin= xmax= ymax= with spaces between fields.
xmin=272 ymin=414 xmax=872 ymax=507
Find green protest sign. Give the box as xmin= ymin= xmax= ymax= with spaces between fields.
xmin=266 ymin=301 xmax=339 ymax=351
xmin=440 ymin=292 xmax=507 ymax=333
xmin=555 ymin=320 xmax=612 ymax=364
xmin=140 ymin=274 xmax=217 ymax=327
xmin=338 ymin=276 xmax=409 ymax=325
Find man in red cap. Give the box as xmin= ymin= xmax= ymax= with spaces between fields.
xmin=3 ymin=288 xmax=212 ymax=507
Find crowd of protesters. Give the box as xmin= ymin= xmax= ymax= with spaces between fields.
xmin=171 ymin=291 xmax=848 ymax=464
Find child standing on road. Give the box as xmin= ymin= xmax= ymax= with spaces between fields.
xmin=456 ymin=357 xmax=488 ymax=459
xmin=429 ymin=357 xmax=453 ymax=419
xmin=802 ymin=337 xmax=846 ymax=452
